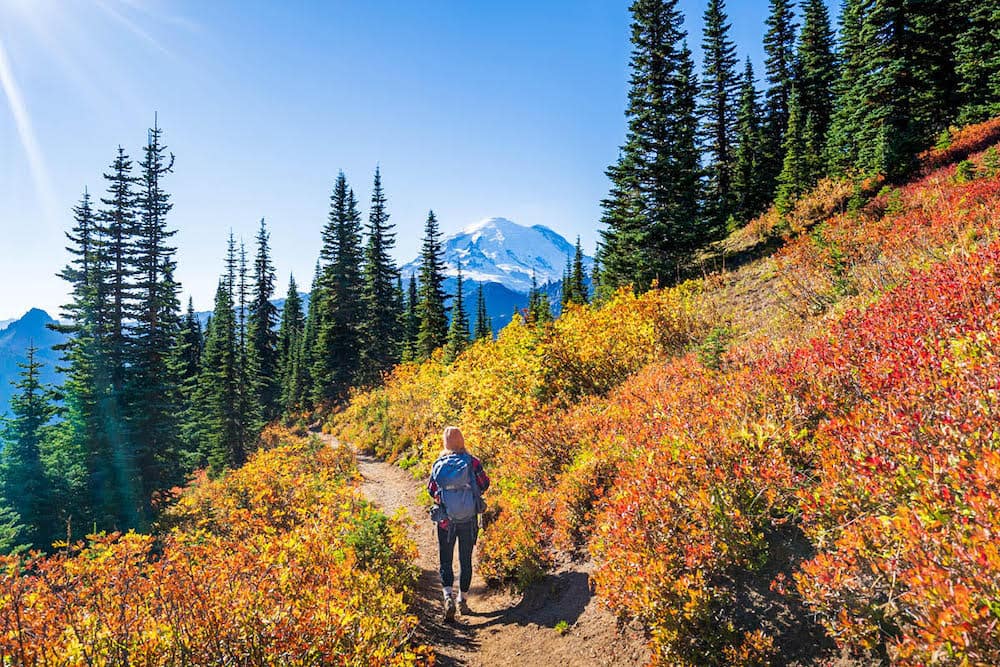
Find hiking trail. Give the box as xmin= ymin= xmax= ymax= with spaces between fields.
xmin=319 ymin=433 xmax=649 ymax=666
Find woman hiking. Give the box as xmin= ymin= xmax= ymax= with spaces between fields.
xmin=427 ymin=426 xmax=490 ymax=621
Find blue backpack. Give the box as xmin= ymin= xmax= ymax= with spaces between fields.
xmin=431 ymin=452 xmax=479 ymax=523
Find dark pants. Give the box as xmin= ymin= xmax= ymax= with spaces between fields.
xmin=438 ymin=521 xmax=476 ymax=592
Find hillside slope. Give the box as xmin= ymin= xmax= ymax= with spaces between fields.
xmin=330 ymin=118 xmax=1000 ymax=665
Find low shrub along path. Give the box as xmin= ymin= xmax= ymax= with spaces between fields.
xmin=319 ymin=434 xmax=648 ymax=666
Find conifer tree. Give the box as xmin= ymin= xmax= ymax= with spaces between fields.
xmin=277 ymin=275 xmax=306 ymax=412
xmin=195 ymin=280 xmax=242 ymax=475
xmin=174 ymin=298 xmax=203 ymax=467
xmin=955 ymin=0 xmax=1000 ymax=124
xmin=560 ymin=259 xmax=573 ymax=308
xmin=416 ymin=211 xmax=449 ymax=359
xmin=0 ymin=345 xmax=56 ymax=549
xmin=403 ymin=274 xmax=420 ymax=361
xmin=95 ymin=146 xmax=142 ymax=529
xmin=247 ymin=219 xmax=280 ymax=425
xmin=474 ymin=284 xmax=491 ymax=341
xmin=761 ymin=0 xmax=799 ymax=196
xmin=600 ymin=0 xmax=707 ymax=291
xmin=826 ymin=0 xmax=871 ymax=175
xmin=796 ymin=0 xmax=837 ymax=160
xmin=313 ymin=173 xmax=364 ymax=402
xmin=699 ymin=0 xmax=739 ymax=231
xmin=298 ymin=261 xmax=322 ymax=407
xmin=732 ymin=58 xmax=769 ymax=224
xmin=0 ymin=503 xmax=26 ymax=555
xmin=131 ymin=120 xmax=182 ymax=507
xmin=568 ymin=237 xmax=588 ymax=305
xmin=359 ymin=166 xmax=401 ymax=383
xmin=776 ymin=90 xmax=811 ymax=212
xmin=445 ymin=263 xmax=470 ymax=362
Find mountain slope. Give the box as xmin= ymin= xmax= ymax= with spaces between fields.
xmin=400 ymin=217 xmax=592 ymax=293
xmin=0 ymin=309 xmax=66 ymax=416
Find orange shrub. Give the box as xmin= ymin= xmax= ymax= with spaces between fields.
xmin=0 ymin=435 xmax=429 ymax=665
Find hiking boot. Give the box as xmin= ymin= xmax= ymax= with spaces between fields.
xmin=443 ymin=595 xmax=456 ymax=622
xmin=458 ymin=597 xmax=471 ymax=616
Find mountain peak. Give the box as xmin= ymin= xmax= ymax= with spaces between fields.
xmin=403 ymin=217 xmax=592 ymax=293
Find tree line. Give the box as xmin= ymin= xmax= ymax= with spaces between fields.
xmin=598 ymin=0 xmax=1000 ymax=291
xmin=0 ymin=131 xmax=503 ymax=553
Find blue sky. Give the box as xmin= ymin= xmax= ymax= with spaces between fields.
xmin=0 ymin=0 xmax=834 ymax=319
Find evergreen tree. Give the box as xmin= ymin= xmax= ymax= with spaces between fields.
xmin=732 ymin=58 xmax=768 ymax=224
xmin=298 ymin=261 xmax=322 ymax=407
xmin=826 ymin=0 xmax=872 ymax=174
xmin=277 ymin=276 xmax=307 ymax=412
xmin=416 ymin=211 xmax=449 ymax=359
xmin=95 ymin=146 xmax=142 ymax=530
xmin=174 ymin=298 xmax=203 ymax=467
xmin=600 ymin=1 xmax=706 ymax=292
xmin=313 ymin=173 xmax=365 ymax=402
xmin=830 ymin=0 xmax=961 ymax=179
xmin=0 ymin=503 xmax=26 ymax=555
xmin=0 ymin=345 xmax=56 ymax=549
xmin=402 ymin=274 xmax=420 ymax=361
xmin=761 ymin=0 xmax=799 ymax=196
xmin=568 ymin=237 xmax=588 ymax=305
xmin=955 ymin=0 xmax=1000 ymax=124
xmin=560 ymin=258 xmax=573 ymax=308
xmin=51 ymin=190 xmax=103 ymax=538
xmin=359 ymin=166 xmax=401 ymax=383
xmin=131 ymin=120 xmax=182 ymax=510
xmin=796 ymin=0 xmax=837 ymax=159
xmin=474 ymin=283 xmax=491 ymax=341
xmin=699 ymin=0 xmax=739 ymax=231
xmin=195 ymin=280 xmax=242 ymax=475
xmin=776 ymin=89 xmax=811 ymax=211
xmin=445 ymin=263 xmax=470 ymax=363
xmin=247 ymin=219 xmax=280 ymax=425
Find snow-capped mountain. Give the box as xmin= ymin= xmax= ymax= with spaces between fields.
xmin=401 ymin=217 xmax=592 ymax=293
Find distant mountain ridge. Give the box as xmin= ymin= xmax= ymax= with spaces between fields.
xmin=0 ymin=309 xmax=66 ymax=417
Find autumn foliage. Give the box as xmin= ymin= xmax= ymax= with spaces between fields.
xmin=330 ymin=119 xmax=1000 ymax=664
xmin=0 ymin=428 xmax=429 ymax=665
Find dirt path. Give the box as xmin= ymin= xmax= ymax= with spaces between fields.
xmin=337 ymin=440 xmax=648 ymax=666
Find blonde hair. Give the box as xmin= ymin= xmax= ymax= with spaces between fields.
xmin=443 ymin=426 xmax=466 ymax=453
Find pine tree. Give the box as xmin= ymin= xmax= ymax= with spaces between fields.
xmin=776 ymin=90 xmax=811 ymax=212
xmin=247 ymin=219 xmax=280 ymax=426
xmin=416 ymin=211 xmax=449 ymax=359
xmin=830 ymin=0 xmax=961 ymax=179
xmin=402 ymin=274 xmax=420 ymax=361
xmin=195 ymin=280 xmax=242 ymax=475
xmin=51 ymin=190 xmax=103 ymax=538
xmin=0 ymin=503 xmax=26 ymax=555
xmin=732 ymin=58 xmax=768 ymax=225
xmin=474 ymin=283 xmax=491 ymax=341
xmin=445 ymin=263 xmax=470 ymax=362
xmin=174 ymin=298 xmax=203 ymax=467
xmin=277 ymin=275 xmax=306 ymax=412
xmin=955 ymin=0 xmax=1000 ymax=124
xmin=560 ymin=259 xmax=573 ymax=308
xmin=131 ymin=120 xmax=182 ymax=510
xmin=359 ymin=166 xmax=401 ymax=384
xmin=699 ymin=0 xmax=739 ymax=231
xmin=796 ymin=0 xmax=837 ymax=162
xmin=95 ymin=146 xmax=142 ymax=530
xmin=826 ymin=0 xmax=871 ymax=174
xmin=298 ymin=261 xmax=322 ymax=407
xmin=761 ymin=0 xmax=799 ymax=197
xmin=0 ymin=345 xmax=56 ymax=549
xmin=568 ymin=237 xmax=588 ymax=305
xmin=600 ymin=0 xmax=707 ymax=292
xmin=313 ymin=173 xmax=365 ymax=403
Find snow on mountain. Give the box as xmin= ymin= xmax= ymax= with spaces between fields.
xmin=401 ymin=217 xmax=592 ymax=293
